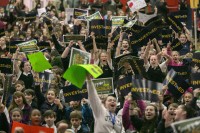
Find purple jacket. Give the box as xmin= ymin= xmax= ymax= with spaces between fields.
xmin=122 ymin=100 xmax=146 ymax=131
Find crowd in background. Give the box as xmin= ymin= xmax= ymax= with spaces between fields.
xmin=0 ymin=0 xmax=200 ymax=133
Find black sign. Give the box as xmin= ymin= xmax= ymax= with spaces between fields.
xmin=166 ymin=15 xmax=183 ymax=33
xmin=117 ymin=76 xmax=132 ymax=97
xmin=131 ymin=79 xmax=163 ymax=102
xmin=162 ymin=29 xmax=173 ymax=44
xmin=89 ymin=19 xmax=112 ymax=43
xmin=62 ymin=84 xmax=88 ymax=102
xmin=0 ymin=58 xmax=12 ymax=74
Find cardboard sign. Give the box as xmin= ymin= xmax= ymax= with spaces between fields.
xmin=122 ymin=19 xmax=137 ymax=28
xmin=130 ymin=22 xmax=162 ymax=47
xmin=117 ymin=75 xmax=132 ymax=97
xmin=171 ymin=38 xmax=183 ymax=51
xmin=63 ymin=64 xmax=103 ymax=88
xmin=167 ymin=65 xmax=189 ymax=80
xmin=8 ymin=40 xmax=24 ymax=53
xmin=86 ymin=11 xmax=103 ymax=21
xmin=63 ymin=35 xmax=85 ymax=42
xmin=127 ymin=0 xmax=147 ymax=13
xmin=165 ymin=69 xmax=189 ymax=99
xmin=171 ymin=116 xmax=200 ymax=133
xmin=162 ymin=29 xmax=173 ymax=44
xmin=89 ymin=19 xmax=112 ymax=43
xmin=16 ymin=40 xmax=39 ymax=52
xmin=169 ymin=10 xmax=187 ymax=23
xmin=74 ymin=8 xmax=88 ymax=19
xmin=12 ymin=121 xmax=54 ymax=133
xmin=62 ymin=84 xmax=88 ymax=102
xmin=37 ymin=71 xmax=55 ymax=93
xmin=190 ymin=73 xmax=200 ymax=88
xmin=114 ymin=53 xmax=145 ymax=78
xmin=27 ymin=52 xmax=52 ymax=72
xmin=131 ymin=79 xmax=163 ymax=102
xmin=112 ymin=16 xmax=127 ymax=27
xmin=0 ymin=58 xmax=12 ymax=74
xmin=191 ymin=52 xmax=200 ymax=88
xmin=167 ymin=15 xmax=183 ymax=33
xmin=92 ymin=78 xmax=114 ymax=94
xmin=69 ymin=47 xmax=91 ymax=67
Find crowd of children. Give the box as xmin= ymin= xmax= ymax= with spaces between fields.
xmin=0 ymin=0 xmax=200 ymax=133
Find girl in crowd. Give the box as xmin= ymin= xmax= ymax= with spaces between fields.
xmin=143 ymin=41 xmax=171 ymax=83
xmin=10 ymin=108 xmax=23 ymax=123
xmin=178 ymin=33 xmax=191 ymax=56
xmin=24 ymin=89 xmax=38 ymax=109
xmin=86 ymin=75 xmax=123 ymax=133
xmin=168 ymin=51 xmax=183 ymax=66
xmin=40 ymin=89 xmax=65 ymax=123
xmin=116 ymin=32 xmax=131 ymax=57
xmin=92 ymin=32 xmax=113 ymax=78
xmin=8 ymin=91 xmax=32 ymax=124
xmin=130 ymin=104 xmax=159 ymax=133
xmin=157 ymin=103 xmax=178 ymax=133
xmin=14 ymin=48 xmax=34 ymax=89
xmin=122 ymin=93 xmax=146 ymax=132
xmin=29 ymin=109 xmax=42 ymax=126
xmin=182 ymin=92 xmax=193 ymax=105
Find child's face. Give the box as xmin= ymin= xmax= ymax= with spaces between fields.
xmin=47 ymin=91 xmax=56 ymax=103
xmin=167 ymin=106 xmax=177 ymax=118
xmin=70 ymin=118 xmax=82 ymax=128
xmin=12 ymin=111 xmax=22 ymax=122
xmin=145 ymin=105 xmax=156 ymax=120
xmin=15 ymin=84 xmax=24 ymax=92
xmin=44 ymin=115 xmax=56 ymax=127
xmin=14 ymin=96 xmax=23 ymax=106
xmin=24 ymin=93 xmax=34 ymax=103
xmin=184 ymin=93 xmax=193 ymax=105
xmin=30 ymin=110 xmax=41 ymax=126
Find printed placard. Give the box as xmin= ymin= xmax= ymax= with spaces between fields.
xmin=0 ymin=58 xmax=12 ymax=74
xmin=16 ymin=40 xmax=39 ymax=52
xmin=62 ymin=84 xmax=88 ymax=102
xmin=171 ymin=116 xmax=200 ymax=133
xmin=63 ymin=35 xmax=86 ymax=43
xmin=86 ymin=11 xmax=103 ymax=21
xmin=37 ymin=71 xmax=55 ymax=93
xmin=69 ymin=47 xmax=91 ymax=67
xmin=117 ymin=76 xmax=132 ymax=97
xmin=92 ymin=78 xmax=114 ymax=94
xmin=167 ymin=15 xmax=183 ymax=33
xmin=127 ymin=0 xmax=147 ymax=13
xmin=74 ymin=8 xmax=88 ymax=19
xmin=131 ymin=79 xmax=163 ymax=102
xmin=112 ymin=16 xmax=127 ymax=27
xmin=9 ymin=40 xmax=24 ymax=53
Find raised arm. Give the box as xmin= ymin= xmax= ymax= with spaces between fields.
xmin=115 ymin=31 xmax=124 ymax=57
xmin=61 ymin=41 xmax=74 ymax=58
xmin=86 ymin=75 xmax=105 ymax=118
xmin=107 ymin=33 xmax=113 ymax=63
xmin=91 ymin=32 xmax=99 ymax=61
xmin=143 ymin=41 xmax=151 ymax=65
